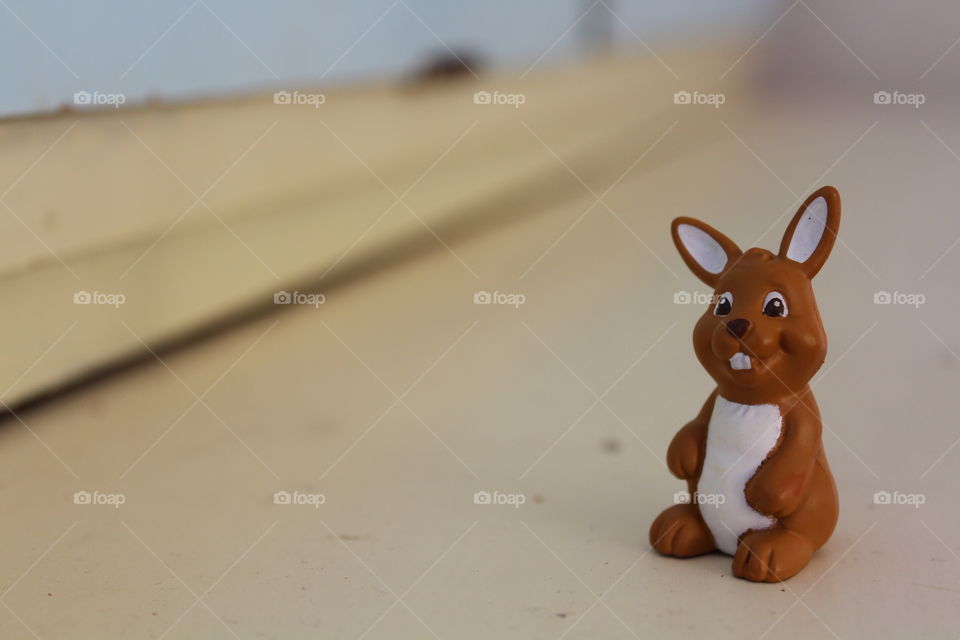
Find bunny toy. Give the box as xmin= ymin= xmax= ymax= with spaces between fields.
xmin=649 ymin=186 xmax=841 ymax=582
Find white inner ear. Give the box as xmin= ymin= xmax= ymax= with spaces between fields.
xmin=677 ymin=223 xmax=728 ymax=274
xmin=786 ymin=196 xmax=827 ymax=263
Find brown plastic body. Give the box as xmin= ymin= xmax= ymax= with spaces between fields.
xmin=649 ymin=187 xmax=841 ymax=582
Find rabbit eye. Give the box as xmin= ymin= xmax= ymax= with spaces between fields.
xmin=713 ymin=292 xmax=733 ymax=316
xmin=763 ymin=291 xmax=788 ymax=317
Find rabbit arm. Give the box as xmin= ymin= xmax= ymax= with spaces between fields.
xmin=666 ymin=390 xmax=717 ymax=481
xmin=745 ymin=408 xmax=821 ymax=518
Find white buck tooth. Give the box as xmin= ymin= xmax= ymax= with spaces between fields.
xmin=729 ymin=352 xmax=752 ymax=370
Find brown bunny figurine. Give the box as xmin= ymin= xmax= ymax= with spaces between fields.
xmin=649 ymin=186 xmax=840 ymax=582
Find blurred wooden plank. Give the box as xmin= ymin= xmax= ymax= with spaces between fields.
xmin=0 ymin=49 xmax=741 ymax=409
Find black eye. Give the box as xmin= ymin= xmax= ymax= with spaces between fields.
xmin=763 ymin=292 xmax=788 ymax=317
xmin=713 ymin=292 xmax=733 ymax=316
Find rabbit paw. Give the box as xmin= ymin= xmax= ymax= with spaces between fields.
xmin=732 ymin=529 xmax=813 ymax=582
xmin=649 ymin=504 xmax=716 ymax=557
xmin=666 ymin=427 xmax=703 ymax=480
xmin=745 ymin=471 xmax=804 ymax=518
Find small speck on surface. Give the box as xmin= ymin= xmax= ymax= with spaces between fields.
xmin=601 ymin=437 xmax=622 ymax=454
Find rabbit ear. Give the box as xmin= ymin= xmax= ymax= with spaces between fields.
xmin=779 ymin=186 xmax=841 ymax=278
xmin=671 ymin=217 xmax=742 ymax=287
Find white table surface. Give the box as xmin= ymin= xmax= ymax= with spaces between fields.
xmin=1 ymin=88 xmax=959 ymax=639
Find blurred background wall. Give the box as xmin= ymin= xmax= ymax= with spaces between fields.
xmin=2 ymin=0 xmax=769 ymax=117
xmin=761 ymin=0 xmax=960 ymax=97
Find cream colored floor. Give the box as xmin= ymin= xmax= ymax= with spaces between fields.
xmin=2 ymin=91 xmax=960 ymax=638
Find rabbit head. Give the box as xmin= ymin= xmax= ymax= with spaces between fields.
xmin=671 ymin=187 xmax=841 ymax=403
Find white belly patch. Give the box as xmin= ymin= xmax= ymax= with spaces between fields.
xmin=698 ymin=397 xmax=782 ymax=555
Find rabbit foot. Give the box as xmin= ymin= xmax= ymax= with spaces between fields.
xmin=732 ymin=528 xmax=813 ymax=582
xmin=649 ymin=503 xmax=716 ymax=557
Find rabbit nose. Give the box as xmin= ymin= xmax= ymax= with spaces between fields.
xmin=725 ymin=318 xmax=750 ymax=339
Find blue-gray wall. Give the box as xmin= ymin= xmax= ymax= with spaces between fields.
xmin=1 ymin=0 xmax=769 ymax=117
